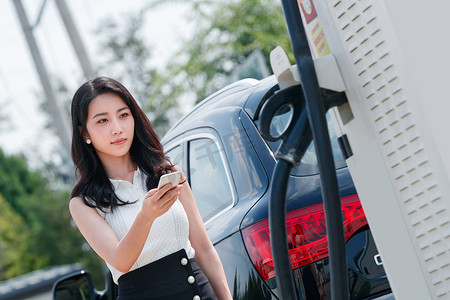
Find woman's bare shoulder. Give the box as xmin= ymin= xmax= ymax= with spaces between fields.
xmin=69 ymin=196 xmax=83 ymax=208
xmin=69 ymin=196 xmax=97 ymax=215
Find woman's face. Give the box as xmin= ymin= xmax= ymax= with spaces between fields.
xmin=84 ymin=92 xmax=135 ymax=161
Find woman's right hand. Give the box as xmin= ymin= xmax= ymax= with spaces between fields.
xmin=141 ymin=183 xmax=183 ymax=220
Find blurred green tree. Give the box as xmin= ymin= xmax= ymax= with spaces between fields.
xmin=0 ymin=195 xmax=31 ymax=280
xmin=94 ymin=0 xmax=291 ymax=137
xmin=145 ymin=0 xmax=292 ymax=104
xmin=95 ymin=12 xmax=180 ymax=136
xmin=0 ymin=149 xmax=103 ymax=284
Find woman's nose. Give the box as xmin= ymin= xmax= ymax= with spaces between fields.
xmin=112 ymin=127 xmax=123 ymax=135
xmin=112 ymin=120 xmax=123 ymax=135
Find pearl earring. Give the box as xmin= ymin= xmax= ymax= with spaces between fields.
xmin=86 ymin=139 xmax=91 ymax=144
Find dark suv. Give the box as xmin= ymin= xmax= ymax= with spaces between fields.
xmin=53 ymin=76 xmax=393 ymax=299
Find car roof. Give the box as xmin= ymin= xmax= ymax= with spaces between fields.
xmin=161 ymin=76 xmax=279 ymax=144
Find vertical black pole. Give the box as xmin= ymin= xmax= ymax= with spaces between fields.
xmin=275 ymin=0 xmax=350 ymax=299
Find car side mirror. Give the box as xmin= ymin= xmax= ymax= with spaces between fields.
xmin=52 ymin=270 xmax=96 ymax=300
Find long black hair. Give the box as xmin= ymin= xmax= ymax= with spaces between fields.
xmin=71 ymin=77 xmax=173 ymax=211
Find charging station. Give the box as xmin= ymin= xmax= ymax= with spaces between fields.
xmin=291 ymin=0 xmax=450 ymax=299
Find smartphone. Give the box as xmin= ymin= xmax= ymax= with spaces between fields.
xmin=157 ymin=171 xmax=182 ymax=190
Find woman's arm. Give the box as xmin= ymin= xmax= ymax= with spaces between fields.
xmin=69 ymin=182 xmax=182 ymax=273
xmin=174 ymin=166 xmax=232 ymax=300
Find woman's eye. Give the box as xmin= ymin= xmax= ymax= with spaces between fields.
xmin=97 ymin=119 xmax=107 ymax=124
xmin=120 ymin=113 xmax=129 ymax=118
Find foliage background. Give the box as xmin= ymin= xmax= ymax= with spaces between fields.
xmin=0 ymin=0 xmax=291 ymax=290
xmin=0 ymin=149 xmax=103 ymax=284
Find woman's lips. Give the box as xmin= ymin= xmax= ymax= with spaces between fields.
xmin=111 ymin=138 xmax=126 ymax=145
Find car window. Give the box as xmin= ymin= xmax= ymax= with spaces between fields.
xmin=188 ymin=138 xmax=234 ymax=222
xmin=265 ymin=112 xmax=346 ymax=176
xmin=166 ymin=145 xmax=184 ymax=167
xmin=299 ymin=112 xmax=344 ymax=165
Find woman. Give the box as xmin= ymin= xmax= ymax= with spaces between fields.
xmin=69 ymin=77 xmax=232 ymax=300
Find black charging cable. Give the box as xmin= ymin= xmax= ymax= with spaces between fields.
xmin=260 ymin=85 xmax=312 ymax=299
xmin=258 ymin=0 xmax=350 ymax=299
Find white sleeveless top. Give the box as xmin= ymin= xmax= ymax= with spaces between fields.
xmin=94 ymin=168 xmax=195 ymax=284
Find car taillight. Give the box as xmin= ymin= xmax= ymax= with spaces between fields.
xmin=242 ymin=194 xmax=368 ymax=281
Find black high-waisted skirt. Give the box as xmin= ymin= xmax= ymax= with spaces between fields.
xmin=117 ymin=249 xmax=217 ymax=300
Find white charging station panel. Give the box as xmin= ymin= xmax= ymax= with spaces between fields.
xmin=296 ymin=0 xmax=450 ymax=299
